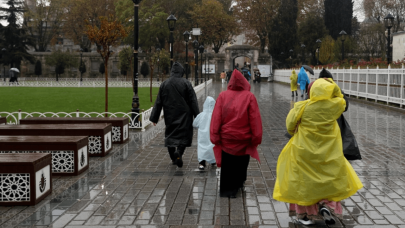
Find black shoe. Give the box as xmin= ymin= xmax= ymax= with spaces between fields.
xmin=173 ymin=151 xmax=183 ymax=168
xmin=301 ymin=94 xmax=303 ymax=97
xmin=319 ymin=206 xmax=335 ymax=225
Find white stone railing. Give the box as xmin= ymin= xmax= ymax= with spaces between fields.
xmin=0 ymin=78 xmax=206 ymax=87
xmin=274 ymin=66 xmax=405 ymax=108
xmin=0 ymin=79 xmax=213 ymax=131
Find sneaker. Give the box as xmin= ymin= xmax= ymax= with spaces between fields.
xmin=298 ymin=216 xmax=315 ymax=225
xmin=301 ymin=94 xmax=304 ymax=97
xmin=198 ymin=164 xmax=205 ymax=170
xmin=319 ymin=207 xmax=335 ymax=225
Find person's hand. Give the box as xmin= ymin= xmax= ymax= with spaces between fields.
xmin=153 ymin=123 xmax=157 ymax=126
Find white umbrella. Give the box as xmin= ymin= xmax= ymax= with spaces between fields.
xmin=10 ymin=68 xmax=20 ymax=73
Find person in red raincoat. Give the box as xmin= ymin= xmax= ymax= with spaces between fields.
xmin=210 ymin=69 xmax=263 ymax=198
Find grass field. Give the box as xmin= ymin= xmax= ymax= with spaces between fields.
xmin=0 ymin=87 xmax=159 ymax=113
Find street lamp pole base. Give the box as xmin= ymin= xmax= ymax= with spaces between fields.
xmin=132 ymin=94 xmax=140 ymax=127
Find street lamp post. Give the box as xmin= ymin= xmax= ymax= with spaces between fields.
xmin=183 ymin=31 xmax=190 ymax=79
xmin=167 ymin=14 xmax=177 ymax=70
xmin=204 ymin=50 xmax=207 ymax=82
xmin=79 ymin=48 xmax=83 ymax=82
xmin=2 ymin=48 xmax=6 ymax=82
xmin=289 ymin=49 xmax=293 ymax=68
xmin=384 ymin=13 xmax=395 ymax=65
xmin=316 ymin=39 xmax=322 ymax=65
xmin=156 ymin=48 xmax=160 ymax=81
xmin=193 ymin=40 xmax=199 ymax=86
xmin=131 ymin=0 xmax=142 ymax=125
xmin=280 ymin=52 xmax=284 ymax=68
xmin=339 ymin=30 xmax=347 ymax=61
xmin=199 ymin=44 xmax=204 ymax=84
xmin=301 ymin=44 xmax=306 ymax=64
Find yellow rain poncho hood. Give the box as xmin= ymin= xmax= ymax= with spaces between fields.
xmin=290 ymin=70 xmax=298 ymax=91
xmin=273 ymin=79 xmax=363 ymax=206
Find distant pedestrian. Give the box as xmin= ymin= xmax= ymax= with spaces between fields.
xmin=273 ymin=78 xmax=363 ymax=226
xmin=226 ymin=70 xmax=232 ymax=83
xmin=193 ymin=96 xmax=216 ymax=170
xmin=210 ymin=70 xmax=263 ymax=198
xmin=220 ymin=71 xmax=226 ymax=84
xmin=290 ymin=70 xmax=298 ymax=97
xmin=297 ymin=67 xmax=310 ymax=98
xmin=150 ymin=62 xmax=200 ymax=168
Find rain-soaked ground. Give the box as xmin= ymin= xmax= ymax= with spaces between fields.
xmin=1 ymin=80 xmax=405 ymax=228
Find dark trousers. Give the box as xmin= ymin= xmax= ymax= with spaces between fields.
xmin=220 ymin=151 xmax=250 ymax=197
xmin=168 ymin=146 xmax=185 ymax=161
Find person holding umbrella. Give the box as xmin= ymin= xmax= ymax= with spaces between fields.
xmin=297 ymin=67 xmax=310 ymax=98
xmin=9 ymin=68 xmax=20 ymax=85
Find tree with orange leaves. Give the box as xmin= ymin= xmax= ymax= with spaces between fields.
xmin=85 ymin=14 xmax=128 ymax=115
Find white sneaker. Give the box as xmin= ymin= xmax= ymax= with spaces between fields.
xmin=298 ymin=216 xmax=315 ymax=226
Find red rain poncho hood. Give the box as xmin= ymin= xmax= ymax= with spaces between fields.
xmin=210 ymin=70 xmax=263 ymax=167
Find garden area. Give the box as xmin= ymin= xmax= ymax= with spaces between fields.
xmin=0 ymin=87 xmax=159 ymax=113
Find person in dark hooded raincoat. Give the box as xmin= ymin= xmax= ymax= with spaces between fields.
xmin=150 ymin=62 xmax=200 ymax=167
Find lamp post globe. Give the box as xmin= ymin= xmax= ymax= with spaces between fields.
xmin=339 ymin=30 xmax=347 ymax=61
xmin=131 ymin=0 xmax=142 ymax=126
xmin=384 ymin=13 xmax=395 ymax=64
xmin=183 ymin=31 xmax=190 ymax=79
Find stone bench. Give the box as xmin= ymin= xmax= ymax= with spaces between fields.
xmin=0 ymin=136 xmax=88 ymax=176
xmin=20 ymin=117 xmax=129 ymax=144
xmin=0 ymin=117 xmax=6 ymax=125
xmin=0 ymin=153 xmax=52 ymax=205
xmin=0 ymin=123 xmax=112 ymax=157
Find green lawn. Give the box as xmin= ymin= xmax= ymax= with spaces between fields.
xmin=0 ymin=87 xmax=159 ymax=113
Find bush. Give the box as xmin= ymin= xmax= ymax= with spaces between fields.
xmin=140 ymin=61 xmax=149 ymax=78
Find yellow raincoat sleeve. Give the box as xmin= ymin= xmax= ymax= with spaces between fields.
xmin=286 ymin=101 xmax=308 ymax=136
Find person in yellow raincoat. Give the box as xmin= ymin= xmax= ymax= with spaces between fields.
xmin=273 ymin=78 xmax=363 ymax=226
xmin=290 ymin=70 xmax=298 ymax=97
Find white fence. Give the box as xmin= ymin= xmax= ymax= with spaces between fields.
xmin=274 ymin=66 xmax=405 ymax=108
xmin=0 ymin=79 xmax=200 ymax=88
xmin=0 ymin=79 xmax=213 ymax=131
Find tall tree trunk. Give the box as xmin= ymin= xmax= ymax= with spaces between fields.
xmin=150 ymin=67 xmax=154 ymax=102
xmin=105 ymin=59 xmax=109 ymax=117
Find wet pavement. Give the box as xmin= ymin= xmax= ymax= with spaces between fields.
xmin=1 ymin=81 xmax=405 ymax=228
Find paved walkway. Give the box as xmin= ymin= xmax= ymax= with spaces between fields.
xmin=2 ymin=81 xmax=405 ymax=228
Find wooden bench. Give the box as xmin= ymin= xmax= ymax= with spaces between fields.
xmin=0 ymin=123 xmax=112 ymax=157
xmin=0 ymin=117 xmax=6 ymax=125
xmin=0 ymin=153 xmax=52 ymax=205
xmin=20 ymin=117 xmax=129 ymax=144
xmin=0 ymin=136 xmax=88 ymax=176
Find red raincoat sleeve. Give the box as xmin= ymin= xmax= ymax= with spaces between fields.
xmin=210 ymin=94 xmax=223 ymax=145
xmin=248 ymin=94 xmax=262 ymax=145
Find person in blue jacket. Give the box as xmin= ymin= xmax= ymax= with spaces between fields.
xmin=297 ymin=67 xmax=310 ymax=98
xmin=193 ymin=96 xmax=216 ymax=170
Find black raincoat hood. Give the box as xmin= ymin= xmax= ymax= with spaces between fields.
xmin=171 ymin=62 xmax=185 ymax=78
xmin=319 ymin=68 xmax=333 ymax=79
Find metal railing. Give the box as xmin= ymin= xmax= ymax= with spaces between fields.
xmin=1 ymin=78 xmax=209 ymax=87
xmin=0 ymin=79 xmax=213 ymax=131
xmin=274 ymin=66 xmax=405 ymax=108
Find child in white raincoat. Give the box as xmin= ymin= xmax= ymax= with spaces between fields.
xmin=193 ymin=96 xmax=216 ymax=170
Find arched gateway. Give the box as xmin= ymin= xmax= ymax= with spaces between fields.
xmin=224 ymin=45 xmax=272 ymax=79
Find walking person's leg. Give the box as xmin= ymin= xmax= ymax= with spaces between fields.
xmin=168 ymin=147 xmax=176 ymax=165
xmin=174 ymin=146 xmax=185 ymax=168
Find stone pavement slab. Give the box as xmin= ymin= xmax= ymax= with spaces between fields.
xmin=1 ymin=81 xmax=405 ymax=228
